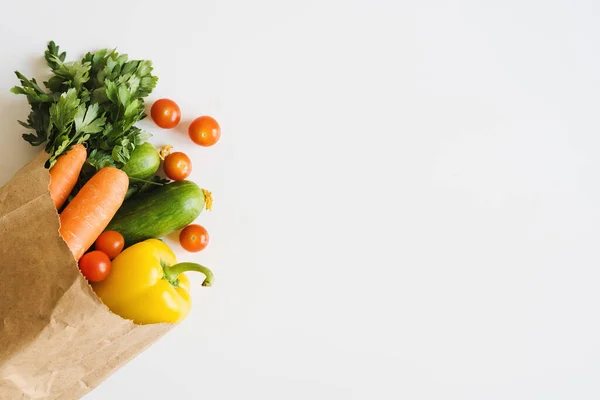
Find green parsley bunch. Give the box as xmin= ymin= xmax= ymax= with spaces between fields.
xmin=11 ymin=41 xmax=157 ymax=169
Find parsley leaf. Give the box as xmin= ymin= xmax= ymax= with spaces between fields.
xmin=74 ymin=103 xmax=106 ymax=135
xmin=87 ymin=149 xmax=116 ymax=169
xmin=44 ymin=40 xmax=67 ymax=70
xmin=49 ymin=88 xmax=80 ymax=134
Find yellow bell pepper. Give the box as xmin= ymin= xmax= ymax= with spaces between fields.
xmin=91 ymin=238 xmax=213 ymax=325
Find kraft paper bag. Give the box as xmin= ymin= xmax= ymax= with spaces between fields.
xmin=0 ymin=152 xmax=173 ymax=399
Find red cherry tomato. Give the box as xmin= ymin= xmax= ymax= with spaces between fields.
xmin=151 ymin=98 xmax=181 ymax=129
xmin=95 ymin=230 xmax=125 ymax=259
xmin=179 ymin=224 xmax=210 ymax=252
xmin=79 ymin=251 xmax=112 ymax=282
xmin=163 ymin=152 xmax=192 ymax=181
xmin=188 ymin=116 xmax=221 ymax=147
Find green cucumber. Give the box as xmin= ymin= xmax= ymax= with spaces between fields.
xmin=107 ymin=180 xmax=208 ymax=247
xmin=122 ymin=142 xmax=161 ymax=180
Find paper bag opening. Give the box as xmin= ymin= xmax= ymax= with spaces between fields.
xmin=0 ymin=152 xmax=173 ymax=400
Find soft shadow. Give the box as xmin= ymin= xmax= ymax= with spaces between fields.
xmin=0 ymin=92 xmax=41 ymax=186
xmin=165 ymin=229 xmax=182 ymax=246
xmin=0 ymin=54 xmax=52 ymax=186
xmin=29 ymin=53 xmax=52 ymax=82
xmin=174 ymin=118 xmax=192 ymax=136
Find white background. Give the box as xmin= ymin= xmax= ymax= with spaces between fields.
xmin=1 ymin=0 xmax=600 ymax=399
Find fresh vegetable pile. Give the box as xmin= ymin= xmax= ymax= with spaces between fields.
xmin=11 ymin=41 xmax=220 ymax=325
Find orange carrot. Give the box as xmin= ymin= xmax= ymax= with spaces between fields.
xmin=49 ymin=144 xmax=87 ymax=210
xmin=59 ymin=167 xmax=129 ymax=260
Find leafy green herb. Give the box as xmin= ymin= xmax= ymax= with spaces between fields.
xmin=11 ymin=40 xmax=157 ymax=168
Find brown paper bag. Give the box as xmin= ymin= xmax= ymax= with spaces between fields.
xmin=0 ymin=152 xmax=173 ymax=399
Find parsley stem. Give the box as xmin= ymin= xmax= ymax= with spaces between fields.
xmin=128 ymin=176 xmax=165 ymax=186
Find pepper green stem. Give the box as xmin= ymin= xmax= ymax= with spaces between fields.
xmin=163 ymin=262 xmax=214 ymax=287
